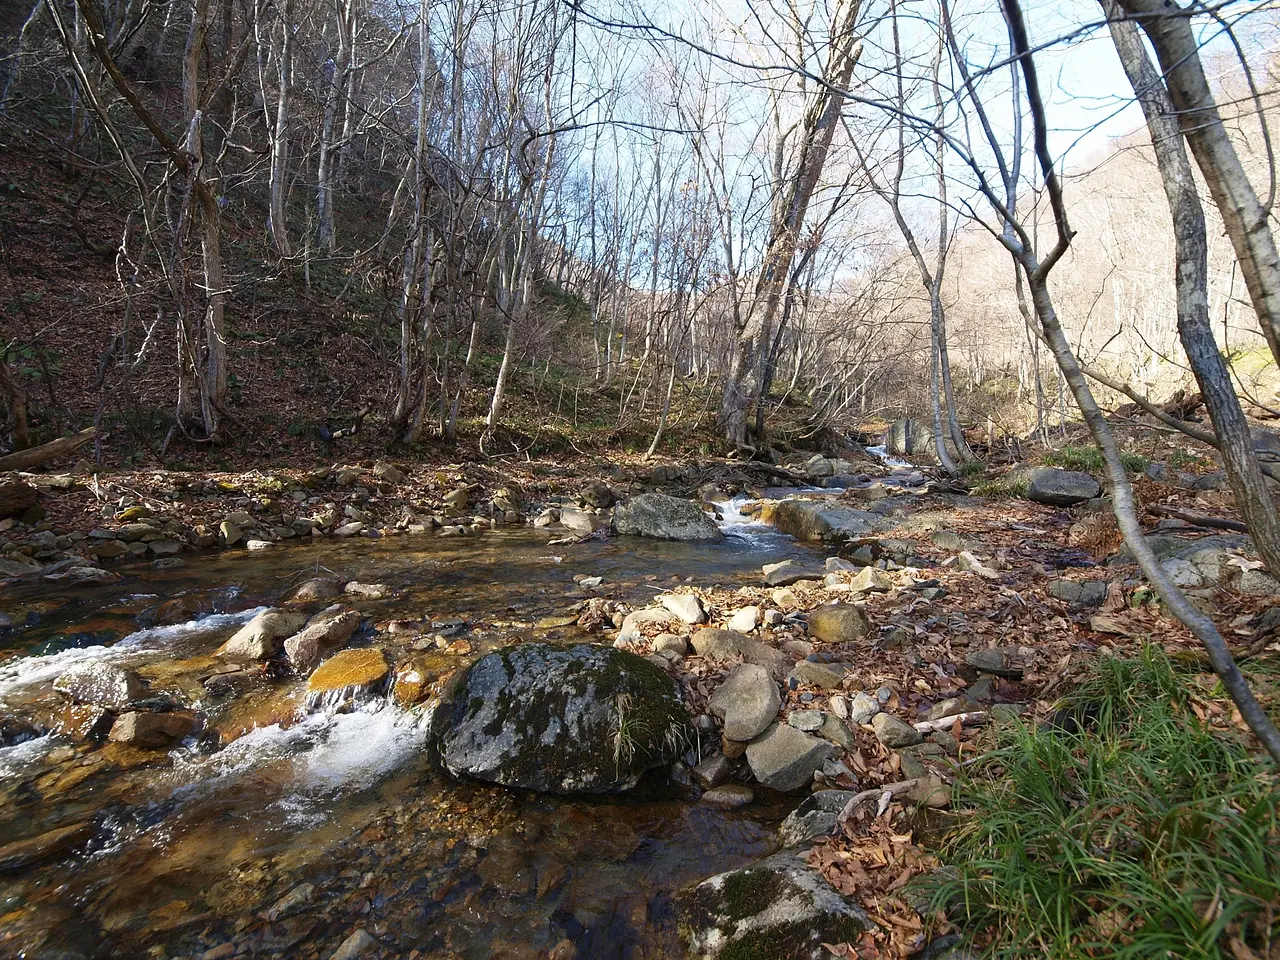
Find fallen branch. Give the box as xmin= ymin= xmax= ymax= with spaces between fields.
xmin=913 ymin=711 xmax=988 ymax=734
xmin=0 ymin=427 xmax=95 ymax=472
xmin=837 ymin=778 xmax=926 ymax=822
xmin=1147 ymin=503 xmax=1249 ymax=533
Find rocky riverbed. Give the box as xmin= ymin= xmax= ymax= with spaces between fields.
xmin=1 ymin=448 xmax=1276 ymax=960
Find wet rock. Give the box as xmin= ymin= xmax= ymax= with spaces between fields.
xmin=392 ymin=657 xmax=437 ymax=707
xmin=431 ymin=642 xmax=692 ymax=794
xmin=580 ymin=480 xmax=617 ymax=508
xmin=746 ymin=722 xmax=835 ymax=791
xmin=344 ymin=582 xmax=390 ymax=600
xmin=778 ymin=789 xmax=858 ymax=847
xmin=108 ymin=710 xmax=196 ymax=748
xmin=283 ymin=606 xmax=361 ymax=674
xmin=807 ymin=603 xmax=871 ymax=643
xmin=1026 ymin=467 xmax=1101 ymax=507
xmin=676 ymin=846 xmax=869 ymax=959
xmin=612 ymin=493 xmax=723 ymax=541
xmin=265 ymin=882 xmax=316 ymax=921
xmin=693 ymin=753 xmax=734 ymax=789
xmin=0 ymin=822 xmax=94 ymax=874
xmin=658 ymin=593 xmax=706 ymax=625
xmin=1046 ymin=580 xmax=1109 ymax=606
xmin=871 ymin=713 xmax=922 ymax=748
xmin=699 ymin=783 xmax=754 ymax=808
xmin=53 ymin=662 xmax=144 ymax=710
xmin=47 ymin=703 xmax=114 ymax=741
xmin=305 ymin=648 xmax=390 ymax=704
xmin=244 ymin=539 xmax=273 ymax=551
xmin=216 ymin=609 xmax=307 ymax=659
xmin=291 ymin=578 xmax=346 ymax=602
xmin=90 ymin=539 xmax=129 ymax=559
xmin=709 ymin=664 xmax=780 ymax=741
xmin=691 ymin=628 xmax=787 ymax=677
xmin=330 ymin=929 xmax=378 ymax=960
xmin=788 ymin=660 xmax=847 ymax=690
xmin=766 ymin=500 xmax=882 ymax=543
xmin=726 ymin=606 xmax=759 ymax=633
xmin=965 ymin=647 xmax=1025 ymax=679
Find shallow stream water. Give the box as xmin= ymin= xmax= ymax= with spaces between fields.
xmin=0 ymin=509 xmax=825 ymax=959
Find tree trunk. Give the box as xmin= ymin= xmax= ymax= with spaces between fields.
xmin=1112 ymin=0 xmax=1280 ymax=369
xmin=0 ymin=427 xmax=95 ymax=472
xmin=1104 ymin=2 xmax=1280 ymax=577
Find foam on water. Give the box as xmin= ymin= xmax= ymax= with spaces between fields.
xmin=866 ymin=444 xmax=913 ymax=470
xmin=0 ymin=733 xmax=55 ymax=780
xmin=0 ymin=607 xmax=268 ymax=702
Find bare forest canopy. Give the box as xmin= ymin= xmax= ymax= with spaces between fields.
xmin=1 ymin=0 xmax=1279 ymax=463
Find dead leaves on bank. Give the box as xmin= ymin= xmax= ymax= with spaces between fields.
xmin=804 ymin=816 xmax=947 ymax=959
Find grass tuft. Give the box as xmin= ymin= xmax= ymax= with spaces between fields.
xmin=927 ymin=647 xmax=1280 ymax=959
xmin=1044 ymin=444 xmax=1147 ymax=474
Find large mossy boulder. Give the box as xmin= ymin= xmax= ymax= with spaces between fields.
xmin=676 ymin=847 xmax=870 ymax=959
xmin=430 ymin=642 xmax=692 ymax=794
xmin=612 ymin=493 xmax=723 ymax=541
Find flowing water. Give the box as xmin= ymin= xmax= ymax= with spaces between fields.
xmin=0 ymin=513 xmax=824 ymax=960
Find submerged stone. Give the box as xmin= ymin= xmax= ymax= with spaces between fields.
xmin=306 ymin=648 xmax=390 ymax=704
xmin=431 ymin=642 xmax=692 ymax=794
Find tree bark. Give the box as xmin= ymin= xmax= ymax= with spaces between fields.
xmin=0 ymin=427 xmax=94 ymax=472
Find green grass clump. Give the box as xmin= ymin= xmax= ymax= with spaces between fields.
xmin=928 ymin=647 xmax=1279 ymax=959
xmin=972 ymin=474 xmax=1029 ymax=498
xmin=1044 ymin=445 xmax=1147 ymax=474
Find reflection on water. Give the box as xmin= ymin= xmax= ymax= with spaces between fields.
xmin=0 ymin=524 xmax=815 ymax=959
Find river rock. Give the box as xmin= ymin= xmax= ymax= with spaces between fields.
xmin=330 ymin=929 xmax=378 ymax=960
xmin=431 ymin=642 xmax=692 ymax=794
xmin=805 ymin=455 xmax=834 ymax=478
xmin=652 ymin=634 xmax=689 ymax=657
xmin=726 ymin=606 xmax=759 ymax=633
xmin=1026 ymin=467 xmax=1101 ymax=507
xmin=219 ymin=520 xmax=245 ymax=546
xmin=216 ymin=609 xmax=307 ymax=659
xmin=699 ymin=784 xmax=754 ymax=808
xmin=807 ymin=603 xmax=871 ymax=643
xmin=788 ymin=660 xmax=847 ymax=689
xmin=676 ymin=846 xmax=869 ymax=959
xmin=344 ymin=582 xmax=390 ymax=600
xmin=761 ymin=559 xmax=823 ymax=586
xmin=658 ymin=593 xmax=706 ymax=625
xmin=612 ymin=493 xmax=723 ymax=541
xmin=709 ymin=664 xmax=780 ymax=741
xmin=778 ymin=789 xmax=859 ymax=847
xmin=284 ymin=606 xmax=361 ymax=674
xmin=444 ymin=488 xmax=469 ymax=511
xmin=290 ymin=577 xmax=346 ymax=601
xmin=765 ymin=500 xmax=882 ymax=543
xmin=848 ymin=567 xmax=892 ymax=594
xmin=746 ymin=722 xmax=835 ymax=791
xmin=691 ymin=628 xmax=787 ymax=677
xmin=871 ymin=712 xmax=922 ymax=748
xmin=693 ymin=753 xmax=734 ymax=789
xmin=580 ymin=480 xmax=617 ymax=508
xmin=52 ymin=662 xmax=143 ymax=710
xmin=305 ymin=648 xmax=390 ymax=704
xmin=559 ymin=506 xmax=599 ymax=534
xmin=108 ymin=710 xmax=196 ymax=748
xmin=1046 ymin=580 xmax=1108 ymax=606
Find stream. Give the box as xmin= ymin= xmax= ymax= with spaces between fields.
xmin=0 ymin=497 xmax=842 ymax=959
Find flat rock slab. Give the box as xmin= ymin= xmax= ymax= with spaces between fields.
xmin=0 ymin=822 xmax=95 ymax=874
xmin=431 ymin=642 xmax=692 ymax=794
xmin=306 ymin=648 xmax=390 ymax=701
xmin=746 ymin=722 xmax=835 ymax=792
xmin=676 ymin=846 xmax=869 ymax=959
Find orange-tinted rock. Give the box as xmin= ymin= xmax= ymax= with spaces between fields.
xmin=305 ymin=648 xmax=389 ymax=700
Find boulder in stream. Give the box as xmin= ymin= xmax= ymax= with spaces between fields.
xmin=612 ymin=493 xmax=723 ymax=541
xmin=216 ymin=609 xmax=307 ymax=659
xmin=676 ymin=846 xmax=869 ymax=959
xmin=52 ymin=662 xmax=144 ymax=710
xmin=305 ymin=648 xmax=390 ymax=707
xmin=283 ymin=606 xmax=361 ymax=674
xmin=430 ymin=642 xmax=692 ymax=794
xmin=763 ymin=501 xmax=882 ymax=543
